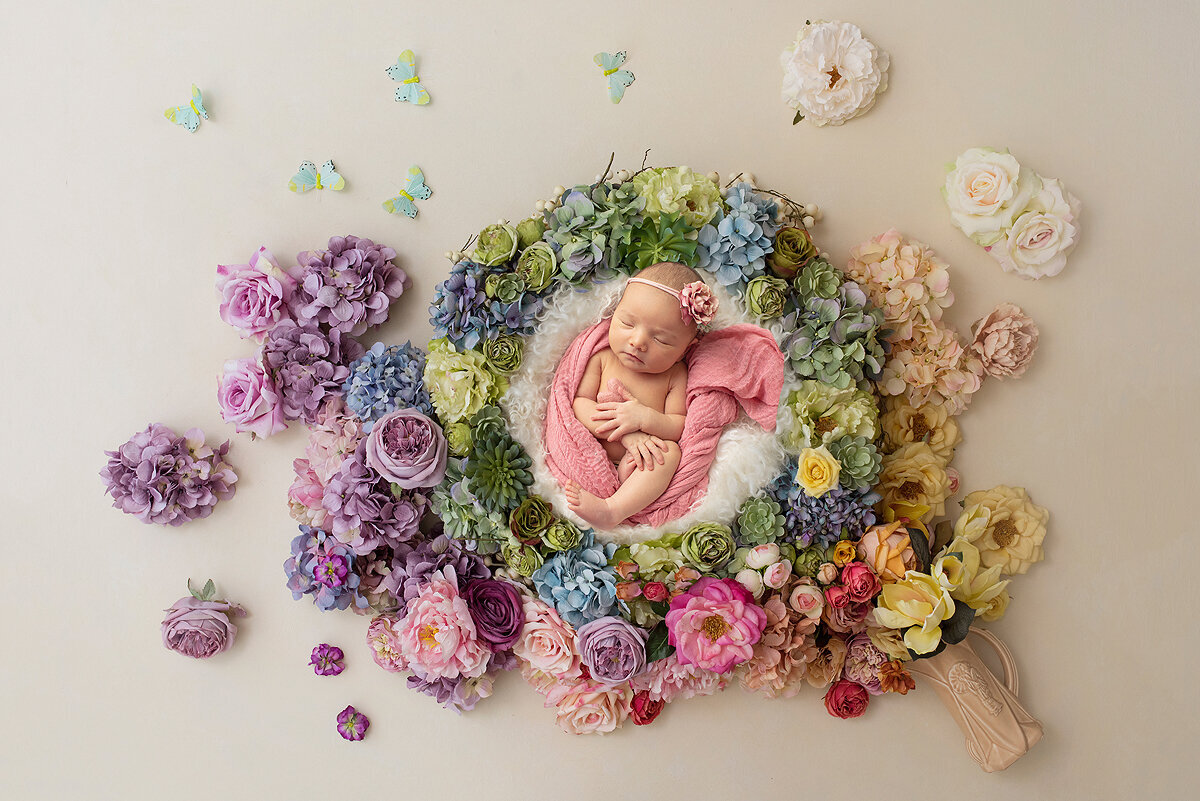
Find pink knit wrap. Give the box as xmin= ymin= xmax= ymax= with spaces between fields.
xmin=544 ymin=319 xmax=785 ymax=527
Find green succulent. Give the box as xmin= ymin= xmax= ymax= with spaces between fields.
xmin=468 ymin=405 xmax=508 ymax=449
xmin=462 ymin=434 xmax=533 ymax=514
xmin=627 ymin=212 xmax=700 ymax=271
xmin=444 ymin=422 xmax=473 ymax=457
xmin=795 ymin=259 xmax=842 ymax=301
xmin=828 ymin=435 xmax=883 ymax=492
xmin=680 ymin=522 xmax=735 ymax=573
xmin=735 ymin=496 xmax=787 ymax=546
xmin=484 ymin=272 xmax=527 ymax=303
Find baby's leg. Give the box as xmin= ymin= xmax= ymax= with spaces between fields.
xmin=567 ymin=441 xmax=682 ymax=528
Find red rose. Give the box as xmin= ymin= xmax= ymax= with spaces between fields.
xmin=631 ymin=690 xmax=665 ymax=725
xmin=825 ymin=584 xmax=851 ymax=609
xmin=841 ymin=562 xmax=882 ymax=603
xmin=824 ymin=678 xmax=870 ymax=719
xmin=642 ymin=581 xmax=669 ymax=603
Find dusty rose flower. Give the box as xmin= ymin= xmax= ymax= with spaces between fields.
xmin=161 ymin=585 xmax=245 ymax=659
xmin=630 ymin=690 xmax=665 ymax=725
xmin=737 ymin=594 xmax=820 ymax=699
xmin=788 ymin=580 xmax=825 ymax=619
xmin=817 ymin=563 xmax=839 ymax=584
xmin=215 ymin=246 xmax=296 ymax=340
xmin=824 ymin=678 xmax=870 ymax=718
xmin=396 ymin=573 xmax=490 ymax=680
xmin=642 ymin=582 xmax=669 ymax=603
xmin=843 ymin=632 xmax=888 ymax=694
xmin=969 ymin=302 xmax=1040 ymax=379
xmin=805 ymin=635 xmax=848 ymax=688
xmin=841 ymin=562 xmax=882 ymax=603
xmin=629 ymin=653 xmax=728 ymax=703
xmin=363 ymin=408 xmax=447 ymax=489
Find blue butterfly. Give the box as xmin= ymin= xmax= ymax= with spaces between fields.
xmin=594 ymin=51 xmax=635 ymax=103
xmin=383 ymin=166 xmax=432 ymax=218
xmin=288 ymin=160 xmax=346 ymax=192
xmin=164 ymin=84 xmax=209 ymax=132
xmin=386 ymin=50 xmax=431 ymax=105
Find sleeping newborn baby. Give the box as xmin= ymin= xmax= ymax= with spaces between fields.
xmin=565 ymin=262 xmax=718 ymax=528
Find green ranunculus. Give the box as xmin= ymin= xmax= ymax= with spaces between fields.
xmin=514 ymin=241 xmax=558 ymax=292
xmin=627 ymin=535 xmax=685 ymax=574
xmin=473 ymin=223 xmax=519 ymax=266
xmin=828 ymin=435 xmax=883 ymax=492
xmin=680 ymin=522 xmax=735 ymax=573
xmin=627 ymin=212 xmax=699 ymax=271
xmin=515 ymin=216 xmax=548 ymax=250
xmin=423 ymin=338 xmax=507 ymax=425
xmin=736 ymin=496 xmax=787 ymax=546
xmin=509 ymin=495 xmax=554 ymax=541
xmin=744 ymin=275 xmax=791 ymax=320
xmin=541 ymin=518 xmax=583 ymax=551
xmin=768 ymin=226 xmax=818 ymax=278
xmin=484 ymin=272 xmax=526 ymax=303
xmin=482 ymin=334 xmax=523 ymax=374
xmin=630 ymin=167 xmax=724 ymax=228
xmin=794 ymin=546 xmax=825 ymax=578
xmin=795 ymin=258 xmax=841 ymax=301
xmin=502 ymin=537 xmax=544 ymax=577
xmin=445 ymin=422 xmax=472 ymax=457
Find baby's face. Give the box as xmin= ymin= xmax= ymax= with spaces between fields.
xmin=608 ymin=282 xmax=697 ymax=374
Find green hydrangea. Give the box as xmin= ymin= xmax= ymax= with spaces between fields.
xmin=736 ymin=496 xmax=786 ymax=546
xmin=630 ymin=167 xmax=724 ymax=229
xmin=423 ymin=338 xmax=507 ymax=425
xmin=828 ymin=435 xmax=883 ymax=492
xmin=542 ymin=518 xmax=583 ymax=551
xmin=473 ymin=223 xmax=519 ymax=266
xmin=627 ymin=212 xmax=699 ymax=270
xmin=544 ymin=182 xmax=645 ymax=282
xmin=744 ymin=275 xmax=791 ymax=320
xmin=514 ymin=241 xmax=558 ymax=292
xmin=462 ymin=433 xmax=533 ymax=514
xmin=767 ymin=226 xmax=818 ymax=278
xmin=680 ymin=522 xmax=735 ymax=573
xmin=781 ymin=380 xmax=880 ymax=453
xmin=779 ymin=279 xmax=887 ymax=391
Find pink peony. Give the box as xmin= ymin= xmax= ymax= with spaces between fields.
xmin=969 ymin=302 xmax=1040 ymax=379
xmin=217 ymin=357 xmax=288 ymax=438
xmin=366 ymin=614 xmax=408 ymax=673
xmin=396 ymin=574 xmax=489 ymax=680
xmin=629 ymin=653 xmax=727 ymax=702
xmin=544 ymin=675 xmax=632 ymax=735
xmin=511 ymin=596 xmax=582 ymax=680
xmin=665 ymin=577 xmax=768 ymax=674
xmin=215 ymin=246 xmax=296 ymax=339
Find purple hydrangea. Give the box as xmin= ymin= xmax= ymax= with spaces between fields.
xmin=382 ymin=534 xmax=489 ymax=613
xmin=285 ymin=526 xmax=368 ymax=611
xmin=429 ymin=260 xmax=491 ymax=349
xmin=342 ymin=341 xmax=434 ymax=428
xmin=352 ymin=546 xmax=407 ymax=615
xmin=289 ymin=235 xmax=409 ymax=336
xmin=769 ymin=461 xmax=879 ymax=548
xmin=321 ymin=449 xmax=426 ymax=556
xmin=406 ymin=669 xmax=496 ymax=714
xmin=262 ymin=319 xmax=364 ymax=424
xmin=100 ymin=424 xmax=237 ymax=526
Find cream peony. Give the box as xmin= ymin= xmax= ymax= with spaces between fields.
xmin=943 ymin=147 xmax=1041 ymax=247
xmin=780 ymin=20 xmax=889 ymax=127
xmin=991 ymin=178 xmax=1081 ymax=279
xmin=954 ymin=485 xmax=1049 ymax=575
xmin=880 ymin=395 xmax=960 ymax=460
xmin=876 ymin=442 xmax=951 ymax=522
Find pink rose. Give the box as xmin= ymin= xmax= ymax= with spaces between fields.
xmin=665 ymin=577 xmax=768 ymax=674
xmin=969 ymin=302 xmax=1040 ymax=379
xmin=817 ymin=562 xmax=840 ymax=584
xmin=616 ymin=581 xmax=642 ymax=601
xmin=363 ymin=409 xmax=447 ymax=489
xmin=763 ymin=559 xmax=793 ymax=590
xmin=631 ymin=690 xmax=665 ymax=725
xmin=217 ymin=357 xmax=287 ymax=439
xmin=822 ymin=599 xmax=872 ymax=634
xmin=161 ymin=592 xmax=245 ymax=659
xmin=788 ymin=581 xmax=825 ymax=619
xmin=642 ymin=581 xmax=669 ymax=603
xmin=544 ymin=676 xmax=633 ymax=735
xmin=824 ymin=678 xmax=870 ymax=719
xmin=825 ymin=584 xmax=851 ymax=609
xmin=679 ymin=281 xmax=718 ymax=327
xmin=215 ymin=246 xmax=296 ymax=339
xmin=512 ymin=597 xmax=582 ymax=680
xmin=841 ymin=562 xmax=882 ymax=603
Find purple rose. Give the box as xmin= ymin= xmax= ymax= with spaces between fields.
xmin=462 ymin=579 xmax=524 ymax=650
xmin=363 ymin=409 xmax=447 ymax=489
xmin=576 ymin=616 xmax=648 ymax=685
xmin=161 ymin=595 xmax=245 ymax=659
xmin=215 ymin=246 xmax=296 ymax=339
xmin=216 ymin=357 xmax=287 ymax=438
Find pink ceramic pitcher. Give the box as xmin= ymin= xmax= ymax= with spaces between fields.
xmin=905 ymin=627 xmax=1043 ymax=772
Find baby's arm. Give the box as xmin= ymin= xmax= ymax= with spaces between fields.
xmin=637 ymin=366 xmax=688 ymax=441
xmin=571 ymin=352 xmax=610 ymax=438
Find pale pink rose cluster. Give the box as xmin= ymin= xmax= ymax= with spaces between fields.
xmin=878 ymin=319 xmax=984 ymax=416
xmin=629 ymin=653 xmax=728 ymax=703
xmin=542 ymin=677 xmax=633 ymax=736
xmin=969 ymin=302 xmax=1040 ymax=379
xmin=845 ymin=229 xmax=954 ymax=341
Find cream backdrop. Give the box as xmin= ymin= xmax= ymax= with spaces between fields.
xmin=3 ymin=1 xmax=1197 ymax=798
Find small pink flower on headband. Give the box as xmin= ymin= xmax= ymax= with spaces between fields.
xmin=679 ymin=281 xmax=718 ymax=327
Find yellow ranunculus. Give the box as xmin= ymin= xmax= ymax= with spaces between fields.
xmin=797 ymin=445 xmax=840 ymax=497
xmin=872 ymin=571 xmax=955 ymax=655
xmin=954 ymin=485 xmax=1048 ymax=575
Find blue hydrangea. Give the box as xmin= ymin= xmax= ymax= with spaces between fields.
xmin=695 ymin=182 xmax=778 ymax=295
xmin=342 ymin=341 xmax=434 ymax=429
xmin=532 ymin=533 xmax=618 ymax=628
xmin=768 ymin=461 xmax=879 ymax=549
xmin=284 ymin=526 xmax=368 ymax=611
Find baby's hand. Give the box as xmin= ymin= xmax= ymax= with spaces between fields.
xmin=593 ymin=399 xmax=649 ymax=442
xmin=619 ymin=432 xmax=668 ymax=472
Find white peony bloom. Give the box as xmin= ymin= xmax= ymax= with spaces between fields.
xmin=990 ymin=178 xmax=1082 ymax=279
xmin=780 ymin=20 xmax=890 ymax=127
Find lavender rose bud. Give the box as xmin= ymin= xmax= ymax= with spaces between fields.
xmin=363 ymin=409 xmax=448 ymax=489
xmin=462 ymin=579 xmax=525 ymax=650
xmin=576 ymin=616 xmax=648 ymax=685
xmin=215 ymin=246 xmax=296 ymax=340
xmin=161 ymin=581 xmax=246 ymax=659
xmin=216 ymin=357 xmax=287 ymax=438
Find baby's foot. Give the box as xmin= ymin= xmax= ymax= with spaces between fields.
xmin=617 ymin=453 xmax=638 ymax=483
xmin=565 ymin=480 xmax=623 ymax=529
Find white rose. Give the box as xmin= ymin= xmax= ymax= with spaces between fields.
xmin=745 ymin=543 xmax=781 ymax=569
xmin=735 ymin=568 xmax=765 ymax=599
xmin=780 ymin=20 xmax=889 ymax=127
xmin=990 ymin=178 xmax=1081 ymax=279
xmin=943 ymin=147 xmax=1041 ymax=246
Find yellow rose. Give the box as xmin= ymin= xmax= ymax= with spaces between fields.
xmin=831 ymin=540 xmax=857 ymax=567
xmin=880 ymin=396 xmax=960 ymax=460
xmin=797 ymin=445 xmax=840 ymax=497
xmin=876 ymin=442 xmax=951 ymax=522
xmin=954 ymin=485 xmax=1048 ymax=575
xmin=872 ymin=570 xmax=955 ymax=655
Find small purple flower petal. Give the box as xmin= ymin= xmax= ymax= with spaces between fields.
xmin=336 ymin=705 xmax=369 ymax=741
xmin=309 ymin=644 xmax=346 ymax=676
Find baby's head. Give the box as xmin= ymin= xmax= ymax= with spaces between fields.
xmin=608 ymin=262 xmax=715 ymax=374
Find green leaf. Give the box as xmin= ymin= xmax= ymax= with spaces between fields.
xmin=201 ymin=579 xmax=216 ymax=601
xmin=941 ymin=603 xmax=976 ymax=646
xmin=645 ymin=621 xmax=675 ymax=663
xmin=648 ymin=600 xmax=670 ymax=618
xmin=908 ymin=527 xmax=931 ymax=574
xmin=792 ymin=110 xmax=805 ymax=125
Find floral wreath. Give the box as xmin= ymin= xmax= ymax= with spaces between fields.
xmin=193 ymin=163 xmax=1049 ymax=743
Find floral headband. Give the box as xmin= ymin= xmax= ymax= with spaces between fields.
xmin=626 ymin=277 xmax=719 ymax=329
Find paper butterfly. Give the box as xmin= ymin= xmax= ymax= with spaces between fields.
xmin=382 ymin=166 xmax=432 ymax=218
xmin=164 ymin=84 xmax=209 ymax=132
xmin=386 ymin=50 xmax=431 ymax=105
xmin=594 ymin=51 xmax=635 ymax=104
xmin=288 ymin=160 xmax=346 ymax=192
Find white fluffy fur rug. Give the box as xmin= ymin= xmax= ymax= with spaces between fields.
xmin=504 ymin=276 xmax=792 ymax=546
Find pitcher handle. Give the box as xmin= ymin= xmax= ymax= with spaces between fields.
xmin=969 ymin=627 xmax=1018 ymax=696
